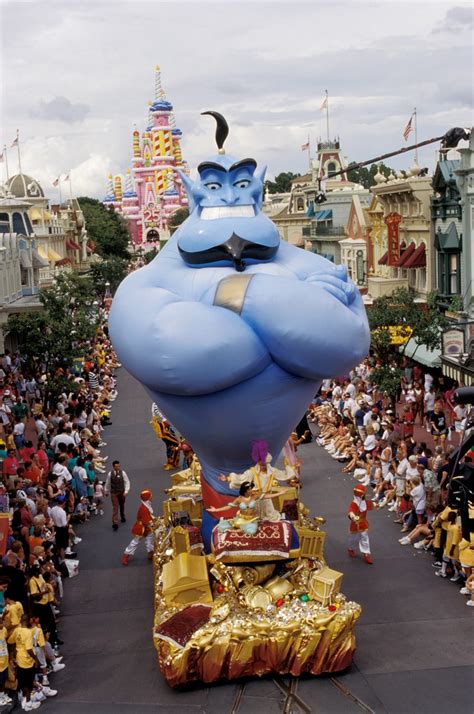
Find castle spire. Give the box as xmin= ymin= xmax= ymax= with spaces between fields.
xmin=155 ymin=64 xmax=165 ymax=100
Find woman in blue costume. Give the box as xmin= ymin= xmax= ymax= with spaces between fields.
xmin=208 ymin=481 xmax=287 ymax=536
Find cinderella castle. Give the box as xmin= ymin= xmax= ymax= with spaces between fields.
xmin=103 ymin=66 xmax=189 ymax=247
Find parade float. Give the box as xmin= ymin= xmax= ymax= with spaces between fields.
xmin=109 ymin=111 xmax=371 ymax=686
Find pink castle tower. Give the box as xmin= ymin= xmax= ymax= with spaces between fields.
xmin=104 ymin=65 xmax=188 ymax=247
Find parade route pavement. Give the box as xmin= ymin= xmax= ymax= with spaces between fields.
xmin=46 ymin=370 xmax=473 ymax=713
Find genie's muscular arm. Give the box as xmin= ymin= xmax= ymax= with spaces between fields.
xmin=236 ymin=273 xmax=369 ymax=380
xmin=109 ymin=267 xmax=270 ymax=396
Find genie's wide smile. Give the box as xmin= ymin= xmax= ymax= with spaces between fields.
xmin=200 ymin=206 xmax=256 ymax=220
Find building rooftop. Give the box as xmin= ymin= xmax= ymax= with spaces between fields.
xmin=7 ymin=174 xmax=45 ymax=199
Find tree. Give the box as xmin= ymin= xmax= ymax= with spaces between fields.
xmin=168 ymin=207 xmax=189 ymax=236
xmin=346 ymin=162 xmax=395 ymax=188
xmin=265 ymin=172 xmax=301 ymax=194
xmin=77 ymin=197 xmax=131 ymax=258
xmin=90 ymin=256 xmax=128 ymax=294
xmin=4 ymin=272 xmax=100 ymax=374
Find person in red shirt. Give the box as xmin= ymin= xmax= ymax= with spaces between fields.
xmin=36 ymin=443 xmax=49 ymax=474
xmin=2 ymin=449 xmax=18 ymax=489
xmin=19 ymin=441 xmax=35 ymax=464
xmin=348 ymin=484 xmax=374 ymax=564
xmin=121 ymin=490 xmax=154 ymax=566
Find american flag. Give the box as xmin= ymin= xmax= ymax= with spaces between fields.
xmin=320 ymin=95 xmax=328 ymax=111
xmin=10 ymin=136 xmax=18 ymax=148
xmin=301 ymin=142 xmax=310 ymax=151
xmin=63 ymin=174 xmax=70 ymax=181
xmin=52 ymin=177 xmax=60 ymax=187
xmin=403 ymin=115 xmax=413 ymax=141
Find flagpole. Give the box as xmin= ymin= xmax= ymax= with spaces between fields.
xmin=16 ymin=130 xmax=22 ymax=174
xmin=3 ymin=146 xmax=9 ymax=182
xmin=307 ymin=134 xmax=311 ymax=172
xmin=414 ymin=108 xmax=418 ymax=162
xmin=325 ymin=90 xmax=330 ymax=142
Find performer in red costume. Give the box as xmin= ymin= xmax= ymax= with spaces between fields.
xmin=121 ymin=489 xmax=154 ymax=566
xmin=348 ymin=484 xmax=374 ymax=564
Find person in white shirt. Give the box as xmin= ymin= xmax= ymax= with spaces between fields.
xmin=409 ymin=476 xmax=426 ymax=524
xmin=424 ymin=388 xmax=436 ymax=429
xmin=453 ymin=403 xmax=467 ymax=432
xmin=34 ymin=415 xmax=47 ymax=440
xmin=52 ymin=457 xmax=72 ymax=487
xmin=51 ymin=496 xmax=69 ymax=559
xmin=50 ymin=429 xmax=75 ymax=454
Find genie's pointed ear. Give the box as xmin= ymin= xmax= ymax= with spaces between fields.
xmin=177 ymin=170 xmax=195 ymax=212
xmin=256 ymin=165 xmax=267 ymax=208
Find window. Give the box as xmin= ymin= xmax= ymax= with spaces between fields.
xmin=438 ymin=252 xmax=460 ymax=296
xmin=12 ymin=212 xmax=26 ymax=235
xmin=327 ymin=162 xmax=337 ymax=177
xmin=0 ymin=213 xmax=9 ymax=234
xmin=296 ymin=197 xmax=305 ymax=212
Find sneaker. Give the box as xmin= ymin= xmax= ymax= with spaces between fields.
xmin=23 ymin=701 xmax=41 ymax=711
xmin=42 ymin=676 xmax=50 ymax=686
xmin=64 ymin=547 xmax=73 ymax=555
xmin=42 ymin=687 xmax=57 ymax=697
xmin=0 ymin=694 xmax=11 ymax=704
xmin=399 ymin=538 xmax=411 ymax=545
xmin=432 ymin=561 xmax=442 ymax=568
xmin=99 ymin=510 xmax=104 ymax=516
xmin=53 ymin=656 xmax=63 ymax=664
xmin=74 ymin=537 xmax=82 ymax=544
xmin=51 ymin=662 xmax=66 ymax=672
xmin=388 ymin=504 xmax=397 ymax=512
xmin=65 ymin=551 xmax=77 ymax=559
xmin=393 ymin=518 xmax=403 ymax=524
xmin=435 ymin=570 xmax=447 ymax=578
xmin=460 ymin=587 xmax=470 ymax=595
xmin=413 ymin=541 xmax=425 ymax=549
xmin=466 ymin=600 xmax=474 ymax=607
xmin=378 ymin=499 xmax=387 ymax=508
xmin=450 ymin=574 xmax=462 ymax=583
xmin=31 ymin=690 xmax=46 ymax=702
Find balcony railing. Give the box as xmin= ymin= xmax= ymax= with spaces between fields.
xmin=302 ymin=225 xmax=346 ymax=239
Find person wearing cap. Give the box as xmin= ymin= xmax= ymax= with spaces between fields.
xmin=121 ymin=490 xmax=154 ymax=566
xmin=347 ymin=484 xmax=374 ymax=564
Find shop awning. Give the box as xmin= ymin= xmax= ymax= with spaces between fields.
xmin=19 ymin=249 xmax=32 ymax=269
xmin=401 ymin=337 xmax=441 ymax=368
xmin=315 ymin=209 xmax=333 ymax=220
xmin=48 ymin=247 xmax=62 ymax=262
xmin=305 ymin=204 xmax=315 ymax=217
xmin=378 ymin=251 xmax=388 ymax=265
xmin=32 ymin=249 xmax=48 ymax=268
xmin=394 ymin=242 xmax=416 ymax=267
xmin=28 ymin=208 xmax=42 ymax=221
xmin=37 ymin=246 xmax=48 ymax=262
xmin=56 ymin=257 xmax=72 ymax=267
xmin=66 ymin=240 xmax=81 ymax=250
xmin=404 ymin=243 xmax=426 ymax=269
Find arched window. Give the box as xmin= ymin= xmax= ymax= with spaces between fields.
xmin=12 ymin=212 xmax=26 ymax=235
xmin=327 ymin=162 xmax=337 ymax=177
xmin=0 ymin=213 xmax=9 ymax=234
xmin=296 ymin=197 xmax=305 ymax=211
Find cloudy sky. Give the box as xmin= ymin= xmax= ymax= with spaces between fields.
xmin=1 ymin=0 xmax=473 ymax=200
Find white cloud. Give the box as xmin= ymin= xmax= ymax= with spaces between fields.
xmin=1 ymin=1 xmax=472 ymax=198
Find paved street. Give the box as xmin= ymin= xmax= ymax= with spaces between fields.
xmin=46 ymin=370 xmax=473 ymax=713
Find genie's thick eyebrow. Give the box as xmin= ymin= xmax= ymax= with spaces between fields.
xmin=197 ymin=158 xmax=257 ymax=175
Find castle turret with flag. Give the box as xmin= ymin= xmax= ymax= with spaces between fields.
xmin=104 ymin=65 xmax=188 ymax=247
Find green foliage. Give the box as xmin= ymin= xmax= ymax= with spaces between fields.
xmin=77 ymin=196 xmax=130 ymax=258
xmin=265 ymin=172 xmax=301 ymax=194
xmin=169 ymin=207 xmax=189 ymax=227
xmin=371 ymin=364 xmax=403 ymax=399
xmin=4 ymin=272 xmax=100 ymax=373
xmin=144 ymin=248 xmax=159 ymax=265
xmin=346 ymin=162 xmax=395 ymax=188
xmin=369 ymin=288 xmax=449 ymax=366
xmin=90 ymin=256 xmax=128 ymax=294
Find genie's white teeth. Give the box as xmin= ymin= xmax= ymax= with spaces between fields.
xmin=201 ymin=206 xmax=255 ymax=220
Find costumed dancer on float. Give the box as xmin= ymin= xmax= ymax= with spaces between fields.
xmin=208 ymin=480 xmax=288 ymax=535
xmin=348 ymin=484 xmax=374 ymax=564
xmin=219 ymin=440 xmax=290 ymax=521
xmin=121 ymin=489 xmax=155 ymax=566
xmin=150 ymin=403 xmax=180 ymax=470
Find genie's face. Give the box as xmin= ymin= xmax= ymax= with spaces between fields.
xmin=176 ymin=155 xmax=280 ymax=272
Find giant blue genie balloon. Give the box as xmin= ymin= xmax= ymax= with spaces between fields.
xmin=109 ymin=112 xmax=370 ymax=508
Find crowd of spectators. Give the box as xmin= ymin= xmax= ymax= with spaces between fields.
xmin=0 ymin=310 xmax=119 ymax=710
xmin=310 ymin=358 xmax=474 ymax=608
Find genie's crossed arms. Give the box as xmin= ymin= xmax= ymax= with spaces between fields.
xmin=109 ymin=237 xmax=370 ymax=398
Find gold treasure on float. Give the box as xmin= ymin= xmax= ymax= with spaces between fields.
xmin=151 ymin=455 xmax=361 ymax=688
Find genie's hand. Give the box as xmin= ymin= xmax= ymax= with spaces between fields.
xmin=306 ymin=271 xmax=357 ymax=307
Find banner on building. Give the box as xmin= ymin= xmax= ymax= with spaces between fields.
xmin=442 ymin=328 xmax=465 ymax=356
xmin=356 ymin=250 xmax=365 ymax=285
xmin=384 ymin=212 xmax=402 ymax=266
